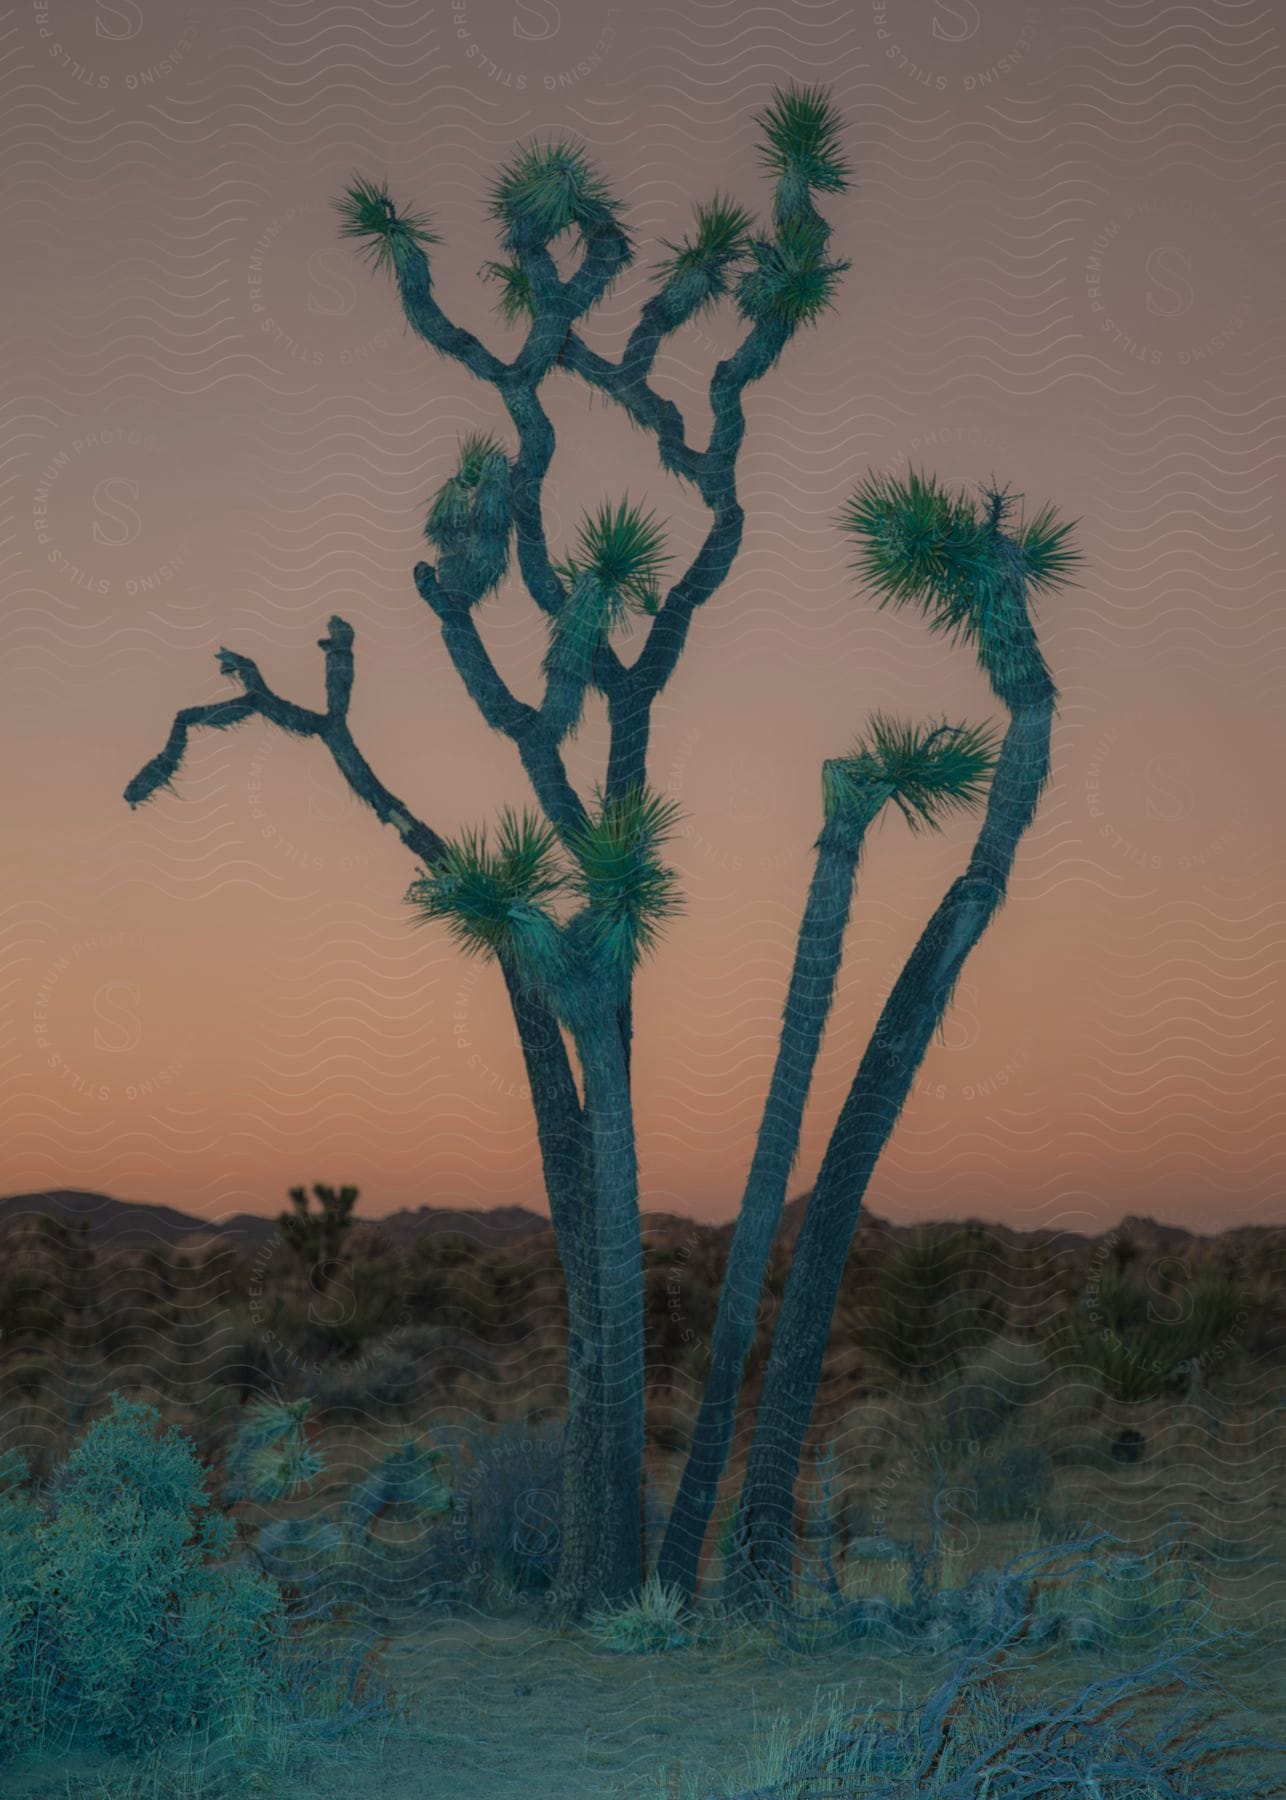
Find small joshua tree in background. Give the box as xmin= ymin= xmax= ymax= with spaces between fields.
xmin=125 ymin=83 xmax=1079 ymax=1611
xmin=277 ymin=1182 xmax=360 ymax=1292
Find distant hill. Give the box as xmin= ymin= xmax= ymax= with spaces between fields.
xmin=0 ymin=1189 xmax=554 ymax=1251
xmin=0 ymin=1188 xmax=1274 ymax=1259
xmin=0 ymin=1190 xmax=239 ymax=1248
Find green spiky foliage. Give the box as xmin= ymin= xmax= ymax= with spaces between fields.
xmin=587 ymin=1572 xmax=690 ymax=1654
xmin=840 ymin=470 xmax=1079 ymax=701
xmin=223 ymin=1397 xmax=324 ymax=1506
xmin=557 ymin=497 xmax=670 ymax=614
xmin=542 ymin=500 xmax=672 ymax=737
xmin=841 ymin=469 xmax=987 ymax=613
xmin=479 ymin=256 xmax=535 ymax=324
xmin=488 ymin=137 xmax=628 ymax=251
xmin=842 ymin=470 xmax=1082 ymax=625
xmin=823 ymin=715 xmax=1001 ymax=833
xmin=332 ymin=174 xmax=439 ymax=277
xmin=753 ymin=81 xmax=853 ymax=199
xmin=737 ymin=216 xmax=851 ymax=328
xmin=564 ymin=786 xmax=684 ymax=973
xmin=424 ymin=431 xmax=512 ymax=599
xmin=654 ymin=195 xmax=757 ymax=318
xmin=1015 ymin=498 xmax=1082 ymax=595
xmin=404 ymin=808 xmax=564 ymax=960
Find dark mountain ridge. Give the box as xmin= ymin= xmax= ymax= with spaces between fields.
xmin=0 ymin=1187 xmax=1272 ymax=1261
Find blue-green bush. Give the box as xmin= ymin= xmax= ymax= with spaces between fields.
xmin=0 ymin=1392 xmax=406 ymax=1777
xmin=1 ymin=1396 xmax=288 ymax=1762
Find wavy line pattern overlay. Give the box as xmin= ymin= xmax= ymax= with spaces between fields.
xmin=3 ymin=0 xmax=1282 ymax=1234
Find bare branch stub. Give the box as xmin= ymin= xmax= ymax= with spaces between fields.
xmin=124 ymin=619 xmax=446 ymax=869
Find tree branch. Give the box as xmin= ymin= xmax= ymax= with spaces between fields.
xmin=393 ymin=247 xmax=508 ymax=386
xmin=125 ymin=617 xmax=447 ymax=869
xmin=413 ymin=561 xmax=589 ymax=839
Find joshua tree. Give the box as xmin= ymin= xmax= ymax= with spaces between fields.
xmin=124 ymin=85 xmax=1077 ymax=1610
xmin=277 ymin=1182 xmax=360 ymax=1290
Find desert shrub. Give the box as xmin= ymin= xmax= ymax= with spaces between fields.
xmin=864 ymin=1230 xmax=1006 ymax=1384
xmin=1053 ymin=1265 xmax=1254 ymax=1403
xmin=0 ymin=1393 xmax=408 ymax=1788
xmin=940 ymin=1336 xmax=1049 ymax=1446
xmin=451 ymin=1418 xmax=564 ymax=1598
xmin=343 ymin=1436 xmax=452 ymax=1529
xmin=0 ymin=1396 xmax=287 ymax=1761
xmin=243 ymin=1418 xmax=455 ymax=1624
xmin=677 ymin=1535 xmax=1279 ymax=1798
xmin=589 ymin=1574 xmax=690 ymax=1654
xmin=1036 ymin=1542 xmax=1212 ymax=1649
xmin=308 ymin=1340 xmax=427 ymax=1416
xmin=299 ymin=1258 xmax=410 ymax=1362
xmin=0 ymin=1448 xmax=42 ymax=1758
xmin=253 ymin=1515 xmax=347 ymax=1597
xmin=965 ymin=1442 xmax=1053 ymax=1524
xmin=335 ymin=1454 xmax=457 ymax=1622
xmin=341 ymin=1436 xmax=454 ymax=1606
xmin=729 ymin=1475 xmax=1218 ymax=1665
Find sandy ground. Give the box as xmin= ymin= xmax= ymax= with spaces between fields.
xmin=290 ymin=1613 xmax=1285 ymax=1800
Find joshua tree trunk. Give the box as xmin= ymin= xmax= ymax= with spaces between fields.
xmin=554 ymin=987 xmax=647 ymax=1606
xmin=733 ymin=543 xmax=1057 ymax=1602
xmin=500 ymin=952 xmax=610 ymax=1601
xmin=656 ymin=796 xmax=878 ymax=1597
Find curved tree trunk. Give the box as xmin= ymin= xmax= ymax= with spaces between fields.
xmin=656 ymin=802 xmax=875 ymax=1598
xmin=733 ymin=635 xmax=1055 ymax=1604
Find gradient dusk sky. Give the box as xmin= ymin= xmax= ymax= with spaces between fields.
xmin=4 ymin=0 xmax=1283 ymax=1235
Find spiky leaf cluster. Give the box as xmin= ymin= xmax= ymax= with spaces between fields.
xmin=736 ymin=217 xmax=850 ymax=329
xmin=840 ymin=471 xmax=1077 ymax=698
xmin=843 ymin=471 xmax=1080 ymax=624
xmin=424 ymin=432 xmax=512 ymax=598
xmin=488 ymin=138 xmax=627 ymax=251
xmin=1016 ymin=499 xmax=1081 ymax=595
xmin=564 ymin=787 xmax=684 ymax=972
xmin=480 ymin=257 xmax=536 ymax=324
xmin=753 ymin=82 xmax=853 ymax=197
xmin=841 ymin=470 xmax=989 ymax=617
xmin=223 ymin=1397 xmax=323 ymax=1505
xmin=556 ymin=498 xmax=670 ymax=615
xmin=654 ymin=196 xmax=757 ymax=319
xmin=544 ymin=500 xmax=670 ymax=713
xmin=823 ymin=715 xmax=1001 ymax=834
xmin=332 ymin=175 xmax=439 ymax=277
xmin=404 ymin=809 xmax=564 ymax=960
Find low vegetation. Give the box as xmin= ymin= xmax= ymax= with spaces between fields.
xmin=0 ymin=1200 xmax=1280 ymax=1792
xmin=0 ymin=1396 xmax=398 ymax=1790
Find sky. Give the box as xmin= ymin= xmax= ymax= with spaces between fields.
xmin=3 ymin=0 xmax=1284 ymax=1236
